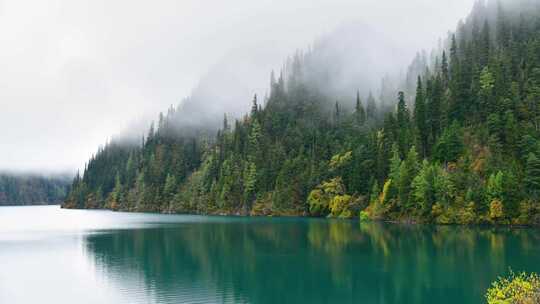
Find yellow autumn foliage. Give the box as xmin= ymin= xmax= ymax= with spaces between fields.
xmin=489 ymin=199 xmax=505 ymax=222
xmin=486 ymin=272 xmax=540 ymax=304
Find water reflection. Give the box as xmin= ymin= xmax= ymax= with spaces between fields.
xmin=83 ymin=218 xmax=540 ymax=304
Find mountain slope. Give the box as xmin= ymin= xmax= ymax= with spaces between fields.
xmin=65 ymin=0 xmax=540 ymax=225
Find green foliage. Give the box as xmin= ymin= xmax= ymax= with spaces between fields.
xmin=434 ymin=121 xmax=464 ymax=164
xmin=359 ymin=210 xmax=370 ymax=221
xmin=329 ymin=194 xmax=354 ymax=218
xmin=163 ymin=174 xmax=177 ymax=205
xmin=487 ymin=172 xmax=504 ymax=203
xmin=108 ymin=172 xmax=123 ymax=210
xmin=329 ymin=151 xmax=353 ymax=171
xmin=489 ymin=200 xmax=505 ymax=223
xmin=243 ymin=161 xmax=257 ymax=207
xmin=307 ymin=177 xmax=345 ymax=217
xmin=414 ymin=76 xmax=428 ymax=157
xmin=396 ymin=91 xmax=411 ymax=157
xmin=480 ymin=67 xmax=495 ymax=95
xmin=397 ymin=147 xmax=420 ymax=209
xmin=525 ymin=153 xmax=540 ymax=200
xmin=411 ymin=160 xmax=437 ymax=214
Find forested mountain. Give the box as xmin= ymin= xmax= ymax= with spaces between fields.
xmin=0 ymin=174 xmax=70 ymax=206
xmin=65 ymin=0 xmax=540 ymax=225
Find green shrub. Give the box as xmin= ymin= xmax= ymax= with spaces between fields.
xmin=359 ymin=210 xmax=370 ymax=221
xmin=486 ymin=272 xmax=540 ymax=304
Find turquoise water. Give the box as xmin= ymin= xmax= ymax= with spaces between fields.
xmin=1 ymin=205 xmax=539 ymax=303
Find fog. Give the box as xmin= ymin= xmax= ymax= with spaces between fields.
xmin=0 ymin=0 xmax=476 ymax=173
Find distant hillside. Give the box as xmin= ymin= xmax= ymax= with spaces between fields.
xmin=0 ymin=174 xmax=70 ymax=206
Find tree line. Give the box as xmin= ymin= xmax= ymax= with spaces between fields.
xmin=0 ymin=174 xmax=69 ymax=206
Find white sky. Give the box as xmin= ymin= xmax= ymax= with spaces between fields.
xmin=0 ymin=0 xmax=476 ymax=174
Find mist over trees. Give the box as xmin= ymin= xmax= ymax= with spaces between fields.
xmin=115 ymin=21 xmax=408 ymax=142
xmin=65 ymin=0 xmax=540 ymax=225
xmin=0 ymin=174 xmax=70 ymax=206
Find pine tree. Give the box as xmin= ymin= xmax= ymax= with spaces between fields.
xmin=163 ymin=174 xmax=177 ymax=205
xmin=434 ymin=121 xmax=464 ymax=165
xmin=414 ymin=76 xmax=428 ymax=157
xmin=496 ymin=1 xmax=509 ymax=48
xmin=525 ymin=153 xmax=540 ymax=200
xmin=441 ymin=51 xmax=449 ymax=87
xmin=355 ymin=91 xmax=366 ymax=126
xmin=389 ymin=144 xmax=402 ymax=186
xmin=479 ymin=66 xmax=495 ymax=117
xmin=248 ymin=119 xmax=262 ymax=163
xmin=251 ymin=94 xmax=259 ymax=118
xmin=479 ymin=19 xmax=491 ymax=67
xmin=397 ymin=91 xmax=410 ymax=157
xmin=366 ymin=91 xmax=377 ymax=120
xmin=427 ymin=76 xmax=443 ymax=142
xmin=243 ymin=161 xmax=257 ymax=208
xmin=334 ymin=101 xmax=341 ymax=124
xmin=109 ymin=172 xmax=123 ymax=209
xmin=449 ymin=34 xmax=463 ymax=122
xmin=398 ymin=146 xmax=420 ymax=210
xmin=412 ymin=160 xmax=436 ymax=214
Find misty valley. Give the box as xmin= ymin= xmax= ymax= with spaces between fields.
xmin=3 ymin=0 xmax=540 ymax=303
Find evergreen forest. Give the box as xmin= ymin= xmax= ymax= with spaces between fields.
xmin=64 ymin=0 xmax=540 ymax=225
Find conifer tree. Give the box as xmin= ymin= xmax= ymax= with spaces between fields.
xmin=366 ymin=91 xmax=377 ymax=120
xmin=163 ymin=174 xmax=177 ymax=204
xmin=414 ymin=77 xmax=428 ymax=157
xmin=396 ymin=91 xmax=410 ymax=157
xmin=449 ymin=34 xmax=463 ymax=122
xmin=479 ymin=20 xmax=491 ymax=67
xmin=434 ymin=121 xmax=463 ymax=165
xmin=109 ymin=172 xmax=123 ymax=209
xmin=334 ymin=101 xmax=341 ymax=124
xmin=251 ymin=94 xmax=259 ymax=118
xmin=441 ymin=51 xmax=449 ymax=87
xmin=525 ymin=153 xmax=540 ymax=201
xmin=398 ymin=146 xmax=420 ymax=210
xmin=355 ymin=91 xmax=366 ymax=126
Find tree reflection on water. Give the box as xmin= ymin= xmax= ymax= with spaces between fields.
xmin=84 ymin=218 xmax=540 ymax=304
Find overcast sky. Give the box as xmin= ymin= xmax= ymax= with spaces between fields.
xmin=0 ymin=0 xmax=475 ymax=174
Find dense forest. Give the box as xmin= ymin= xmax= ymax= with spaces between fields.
xmin=0 ymin=174 xmax=70 ymax=206
xmin=65 ymin=0 xmax=540 ymax=225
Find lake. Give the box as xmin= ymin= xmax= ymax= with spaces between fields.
xmin=0 ymin=205 xmax=539 ymax=303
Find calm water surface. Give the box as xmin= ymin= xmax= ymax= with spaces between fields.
xmin=1 ymin=205 xmax=539 ymax=304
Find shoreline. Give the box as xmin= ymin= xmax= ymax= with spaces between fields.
xmin=61 ymin=204 xmax=540 ymax=228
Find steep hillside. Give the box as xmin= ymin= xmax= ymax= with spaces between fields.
xmin=65 ymin=0 xmax=540 ymax=225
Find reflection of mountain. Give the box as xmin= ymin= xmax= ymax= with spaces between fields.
xmin=83 ymin=219 xmax=540 ymax=304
